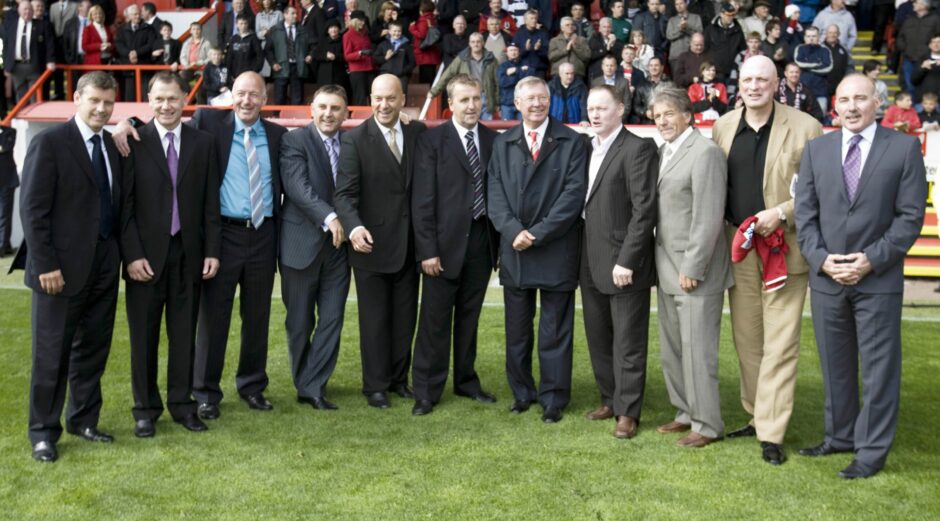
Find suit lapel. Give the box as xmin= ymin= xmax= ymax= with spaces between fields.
xmin=367 ymin=118 xmax=402 ymax=172
xmin=307 ymin=124 xmax=335 ymax=192
xmin=587 ymin=129 xmax=626 ymax=203
xmin=764 ymin=104 xmax=790 ymax=193
xmin=141 ymin=123 xmax=172 ymax=183
xmin=532 ymin=119 xmax=560 ymax=170
xmin=66 ymin=119 xmax=97 ymax=186
xmin=479 ymin=125 xmax=495 ymax=170
xmin=103 ymin=131 xmax=121 ymax=202
xmin=218 ymin=111 xmax=236 ymax=176
xmin=657 ymin=129 xmax=696 ymax=186
xmin=177 ymin=124 xmax=194 ymax=183
xmin=851 ymin=126 xmax=889 ymax=208
xmin=445 ymin=122 xmax=475 ymax=178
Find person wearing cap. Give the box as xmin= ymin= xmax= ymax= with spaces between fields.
xmin=703 ymin=3 xmax=745 ymax=83
xmin=741 ymin=1 xmax=773 ymax=39
xmin=782 ymin=5 xmax=805 ymax=48
xmin=711 ymin=55 xmax=822 ymax=466
xmin=313 ymin=19 xmax=349 ymax=91
xmin=811 ymin=0 xmax=857 ymax=51
xmin=343 ymin=10 xmax=375 ymax=106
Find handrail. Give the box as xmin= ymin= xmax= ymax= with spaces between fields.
xmin=185 ymin=75 xmax=205 ymax=105
xmin=176 ymin=7 xmax=222 ymax=42
xmin=2 ymin=68 xmax=54 ymax=127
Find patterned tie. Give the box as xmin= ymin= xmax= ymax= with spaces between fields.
xmin=529 ymin=130 xmax=539 ymax=160
xmin=244 ymin=128 xmax=264 ymax=229
xmin=466 ymin=130 xmax=484 ymax=219
xmin=325 ymin=135 xmax=339 ymax=184
xmin=90 ymin=135 xmax=112 ymax=238
xmin=165 ymin=133 xmax=181 ymax=236
xmin=842 ymin=134 xmax=863 ymax=202
xmin=388 ymin=128 xmax=401 ymax=163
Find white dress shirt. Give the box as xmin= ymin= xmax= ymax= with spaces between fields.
xmin=660 ymin=125 xmax=693 ymax=173
xmin=587 ymin=126 xmax=622 ymax=199
xmin=522 ymin=117 xmax=550 ymax=156
xmin=453 ymin=118 xmax=480 ymax=157
xmin=75 ymin=116 xmax=114 ymax=191
xmin=16 ymin=18 xmax=32 ymax=61
xmin=153 ymin=119 xmax=182 ymax=158
xmin=840 ymin=121 xmax=877 ymax=173
xmin=376 ymin=117 xmax=404 ymax=158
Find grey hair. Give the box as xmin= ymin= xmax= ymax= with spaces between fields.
xmin=560 ymin=16 xmax=573 ymax=25
xmin=649 ymin=85 xmax=693 ymax=116
xmin=514 ymin=76 xmax=549 ymax=100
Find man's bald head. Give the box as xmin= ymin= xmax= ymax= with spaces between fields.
xmin=232 ymin=72 xmax=267 ymax=125
xmin=738 ymin=55 xmax=778 ymax=110
xmin=371 ymin=74 xmax=405 ymax=126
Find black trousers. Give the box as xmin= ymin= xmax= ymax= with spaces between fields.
xmin=349 ymin=71 xmax=373 ymax=106
xmin=126 ymin=235 xmax=198 ymax=421
xmin=28 ymin=237 xmax=119 ymax=444
xmin=412 ymin=219 xmax=491 ymax=403
xmin=503 ymin=286 xmax=575 ymax=410
xmin=353 ymin=262 xmax=418 ymax=395
xmin=0 ymin=185 xmax=14 ymax=249
xmin=418 ymin=64 xmax=437 ymax=84
xmin=273 ymin=64 xmax=304 ymax=105
xmin=193 ymin=219 xmax=276 ymax=404
xmin=871 ymin=5 xmax=895 ymax=52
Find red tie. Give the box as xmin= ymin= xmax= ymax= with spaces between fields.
xmin=529 ymin=131 xmax=539 ymax=161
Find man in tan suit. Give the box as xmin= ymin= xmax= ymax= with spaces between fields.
xmin=712 ymin=56 xmax=823 ymax=465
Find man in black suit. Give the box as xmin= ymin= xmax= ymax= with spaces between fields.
xmin=2 ymin=1 xmax=56 ymax=102
xmin=120 ymin=72 xmax=221 ymax=437
xmin=0 ymin=126 xmax=17 ymax=257
xmin=62 ymin=0 xmax=91 ymax=67
xmin=279 ymin=84 xmax=350 ymax=410
xmin=579 ymin=85 xmax=657 ymax=438
xmin=411 ymin=74 xmax=499 ymax=416
xmin=114 ymin=4 xmax=156 ymax=100
xmin=487 ymin=76 xmax=587 ymax=423
xmin=219 ymin=0 xmax=255 ymax=48
xmin=334 ymin=73 xmax=426 ymax=408
xmin=141 ymin=2 xmax=163 ymax=33
xmin=18 ymin=72 xmax=122 ymax=463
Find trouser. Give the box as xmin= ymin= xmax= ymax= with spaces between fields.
xmin=274 ymin=64 xmax=304 ymax=105
xmin=12 ymin=64 xmax=39 ymax=103
xmin=349 ymin=71 xmax=373 ymax=106
xmin=871 ymin=5 xmax=894 ymax=52
xmin=0 ymin=186 xmax=14 ymax=249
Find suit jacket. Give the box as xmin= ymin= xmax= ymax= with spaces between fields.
xmin=0 ymin=126 xmax=18 ymax=189
xmin=412 ymin=121 xmax=499 ymax=279
xmin=49 ymin=1 xmax=79 ymax=37
xmin=795 ymin=126 xmax=927 ymax=295
xmin=62 ymin=15 xmax=87 ymax=63
xmin=487 ymin=118 xmax=587 ymax=291
xmin=265 ymin=24 xmax=314 ymax=79
xmin=334 ymin=117 xmax=427 ymax=273
xmin=17 ymin=119 xmax=121 ymax=296
xmin=114 ymin=22 xmax=156 ymax=64
xmin=590 ymin=76 xmax=633 ymax=122
xmin=655 ymin=129 xmax=733 ymax=296
xmin=119 ymin=122 xmax=221 ymax=279
xmin=2 ymin=15 xmax=55 ymax=73
xmin=712 ymin=102 xmax=823 ymax=275
xmin=279 ymin=124 xmax=343 ymax=271
xmin=81 ymin=23 xmax=115 ymax=65
xmin=582 ymin=128 xmax=657 ymax=295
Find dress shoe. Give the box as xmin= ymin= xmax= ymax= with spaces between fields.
xmin=541 ymin=407 xmax=563 ymax=424
xmin=367 ymin=392 xmax=390 ymax=409
xmin=510 ymin=400 xmax=533 ymax=414
xmin=391 ymin=384 xmax=414 ymax=399
xmin=677 ymin=432 xmax=719 ymax=448
xmin=798 ymin=441 xmax=854 ymax=457
xmin=298 ymin=396 xmax=338 ymax=410
xmin=456 ymin=390 xmax=497 ymax=403
xmin=32 ymin=441 xmax=57 ymax=463
xmin=761 ymin=441 xmax=786 ymax=465
xmin=614 ymin=416 xmax=638 ymax=439
xmin=585 ymin=405 xmax=614 ymax=421
xmin=69 ymin=426 xmax=114 ymax=443
xmin=175 ymin=414 xmax=208 ymax=432
xmin=656 ymin=420 xmax=691 ymax=434
xmin=838 ymin=460 xmax=879 ymax=479
xmin=727 ymin=424 xmax=757 ymax=438
xmin=412 ymin=399 xmax=434 ymax=416
xmin=198 ymin=402 xmax=220 ymax=420
xmin=241 ymin=393 xmax=273 ymax=411
xmin=134 ymin=419 xmax=156 ymax=438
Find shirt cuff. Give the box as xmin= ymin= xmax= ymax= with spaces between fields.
xmin=322 ymin=212 xmax=337 ymax=232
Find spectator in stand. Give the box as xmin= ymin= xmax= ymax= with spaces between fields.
xmin=704 ymin=3 xmax=745 ymax=84
xmin=783 ymin=5 xmax=805 ymax=48
xmin=370 ymin=2 xmax=400 ymax=44
xmin=153 ymin=22 xmax=182 ymax=71
xmin=741 ymin=0 xmax=773 ymax=38
xmin=730 ymin=32 xmax=765 ymax=94
xmin=202 ymin=47 xmax=229 ymax=102
xmin=777 ymin=61 xmax=824 ymax=121
xmin=863 ymin=59 xmax=890 ymax=121
xmin=571 ymin=3 xmax=594 ymax=39
xmin=374 ymin=20 xmax=416 ymax=93
xmin=442 ymin=16 xmax=470 ymax=68
xmin=225 ymin=14 xmax=265 ymax=83
xmin=823 ymin=25 xmax=850 ymax=101
xmin=674 ymin=32 xmax=707 ymax=88
xmin=314 ymin=19 xmax=349 ymax=91
xmin=794 ymin=26 xmax=832 ymax=112
xmin=631 ymin=31 xmax=655 ymax=76
xmin=632 ymin=0 xmax=668 ymax=58
xmin=871 ymin=0 xmax=895 ymax=54
xmin=761 ymin=18 xmax=790 ymax=78
xmin=548 ymin=62 xmax=588 ymax=124
xmin=609 ymin=1 xmax=632 ymax=44
xmin=591 ymin=54 xmax=632 ymax=122
xmin=266 ymin=6 xmax=314 ymax=105
xmin=411 ymin=0 xmax=442 ymax=84
xmin=529 ymin=0 xmax=552 ymax=32
xmin=790 ymin=0 xmax=821 ymax=24
xmin=139 ymin=2 xmax=162 ymax=31
xmin=689 ymin=61 xmax=728 ymax=124
xmin=429 ymin=32 xmax=499 ymax=118
xmin=479 ymin=0 xmax=517 ymax=35
xmin=919 ymin=92 xmax=940 ymax=130
xmin=667 ymin=0 xmax=704 ymax=75
xmin=686 ymin=0 xmax=715 ymax=22
xmin=620 ymin=45 xmax=647 ymax=91
xmin=63 ymin=0 xmax=90 ymax=85
xmin=220 ymin=0 xmax=255 ymax=48
xmin=549 ymin=16 xmax=591 ymax=79
xmin=498 ymin=42 xmax=536 ymax=119
xmin=912 ymin=33 xmax=940 ymax=104
xmin=180 ymin=23 xmax=210 ymax=85
xmin=512 ymin=9 xmax=550 ymax=76
xmin=484 ymin=16 xmax=513 ymax=64
xmin=81 ymin=4 xmax=113 ymax=66
xmin=343 ymin=11 xmax=374 ymax=106
xmin=812 ymin=0 xmax=856 ymax=51
xmin=114 ymin=4 xmax=156 ymax=100
xmin=255 ymin=0 xmax=284 ymax=41
xmin=633 ymin=56 xmax=671 ymax=123
xmin=897 ymin=0 xmax=940 ymax=95
xmin=588 ymin=17 xmax=624 ymax=79
xmin=882 ymin=91 xmax=922 ymax=134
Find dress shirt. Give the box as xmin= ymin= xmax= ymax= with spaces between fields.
xmin=584 ymin=125 xmax=622 ymax=217
xmin=726 ymin=106 xmax=774 ymax=226
xmin=93 ymin=22 xmax=108 ymax=42
xmin=660 ymin=125 xmax=693 ymax=172
xmin=221 ymin=117 xmax=274 ymax=219
xmin=376 ymin=117 xmax=404 ymax=158
xmin=153 ymin=119 xmax=182 ymax=157
xmin=522 ymin=117 xmax=550 ymax=156
xmin=452 ymin=118 xmax=480 ymax=157
xmin=16 ymin=18 xmax=31 ymax=61
xmin=75 ymin=116 xmax=113 ymax=191
xmin=317 ymin=128 xmax=340 ymax=230
xmin=840 ymin=121 xmax=876 ymax=174
xmin=76 ymin=16 xmax=87 ymax=55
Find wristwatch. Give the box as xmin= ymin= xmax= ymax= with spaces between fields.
xmin=776 ymin=207 xmax=786 ymax=222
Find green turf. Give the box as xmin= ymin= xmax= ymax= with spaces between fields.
xmin=0 ymin=286 xmax=938 ymax=520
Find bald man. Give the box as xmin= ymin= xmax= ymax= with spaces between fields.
xmin=711 ymin=56 xmax=823 ymax=465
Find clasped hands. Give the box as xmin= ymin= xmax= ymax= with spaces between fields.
xmin=822 ymin=252 xmax=872 ymax=286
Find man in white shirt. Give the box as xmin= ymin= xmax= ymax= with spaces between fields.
xmin=3 ymin=0 xmax=56 ymax=102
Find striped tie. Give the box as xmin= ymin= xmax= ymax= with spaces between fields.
xmin=529 ymin=130 xmax=539 ymax=161
xmin=466 ymin=130 xmax=484 ymax=220
xmin=842 ymin=134 xmax=862 ymax=202
xmin=244 ymin=128 xmax=264 ymax=229
xmin=325 ymin=136 xmax=339 ymax=184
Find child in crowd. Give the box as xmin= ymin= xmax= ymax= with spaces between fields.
xmin=203 ymin=47 xmax=230 ymax=102
xmin=225 ymin=14 xmax=264 ymax=84
xmin=154 ymin=22 xmax=182 ymax=71
xmin=863 ymin=60 xmax=890 ymax=121
xmin=374 ymin=21 xmax=416 ymax=93
xmin=882 ymin=91 xmax=921 ymax=134
xmin=919 ymin=92 xmax=940 ymax=131
xmin=688 ymin=61 xmax=727 ymax=125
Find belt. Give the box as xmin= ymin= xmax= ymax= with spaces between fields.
xmin=221 ymin=216 xmax=267 ymax=230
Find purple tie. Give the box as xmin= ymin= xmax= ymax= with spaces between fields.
xmin=842 ymin=134 xmax=862 ymax=202
xmin=166 ymin=133 xmax=181 ymax=235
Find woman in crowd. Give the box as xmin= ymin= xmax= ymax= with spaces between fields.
xmin=344 ymin=11 xmax=376 ymax=106
xmin=631 ymin=31 xmax=654 ymax=75
xmin=81 ymin=5 xmax=114 ymax=65
xmin=255 ymin=0 xmax=284 ymax=79
xmin=410 ymin=0 xmax=442 ymax=84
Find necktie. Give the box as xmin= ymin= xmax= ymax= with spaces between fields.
xmin=529 ymin=130 xmax=539 ymax=161
xmin=388 ymin=128 xmax=401 ymax=163
xmin=90 ymin=135 xmax=112 ymax=239
xmin=466 ymin=130 xmax=484 ymax=219
xmin=165 ymin=133 xmax=181 ymax=236
xmin=21 ymin=22 xmax=30 ymax=61
xmin=325 ymin=135 xmax=339 ymax=184
xmin=842 ymin=134 xmax=862 ymax=202
xmin=660 ymin=145 xmax=673 ymax=174
xmin=245 ymin=128 xmax=264 ymax=229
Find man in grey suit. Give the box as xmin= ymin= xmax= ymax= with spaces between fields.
xmin=579 ymin=84 xmax=657 ymax=439
xmin=279 ymin=85 xmax=351 ymax=411
xmin=795 ymin=74 xmax=927 ymax=479
xmin=650 ymin=86 xmax=733 ymax=448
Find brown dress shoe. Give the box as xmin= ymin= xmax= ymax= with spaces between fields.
xmin=585 ymin=405 xmax=614 ymax=421
xmin=677 ymin=432 xmax=718 ymax=448
xmin=656 ymin=420 xmax=691 ymax=434
xmin=614 ymin=416 xmax=638 ymax=439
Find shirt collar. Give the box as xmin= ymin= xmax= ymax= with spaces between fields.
xmin=75 ymin=116 xmax=104 ymax=143
xmin=666 ymin=125 xmax=694 ymax=152
xmin=523 ymin=118 xmax=550 ymax=141
xmin=452 ymin=118 xmax=478 ymax=138
xmin=235 ymin=116 xmax=265 ymax=136
xmin=153 ymin=119 xmax=182 ymax=143
xmin=735 ymin=104 xmax=775 ymax=136
xmin=842 ymin=121 xmax=877 ymax=146
xmin=375 ymin=117 xmax=403 ymax=138
xmin=592 ymin=125 xmax=621 ymax=153
xmin=317 ymin=128 xmax=339 ymax=145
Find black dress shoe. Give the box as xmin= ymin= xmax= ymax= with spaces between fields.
xmin=761 ymin=441 xmax=786 ymax=465
xmin=838 ymin=460 xmax=879 ymax=479
xmin=510 ymin=400 xmax=532 ymax=414
xmin=197 ymin=402 xmax=220 ymax=420
xmin=367 ymin=392 xmax=390 ymax=409
xmin=135 ymin=419 xmax=155 ymax=438
xmin=32 ymin=441 xmax=57 ymax=463
xmin=70 ymin=426 xmax=114 ymax=443
xmin=241 ymin=393 xmax=273 ymax=411
xmin=541 ymin=407 xmax=563 ymax=424
xmin=298 ymin=396 xmax=339 ymax=410
xmin=391 ymin=384 xmax=414 ymax=399
xmin=727 ymin=424 xmax=757 ymax=438
xmin=798 ymin=441 xmax=854 ymax=457
xmin=175 ymin=414 xmax=208 ymax=432
xmin=412 ymin=399 xmax=434 ymax=416
xmin=456 ymin=390 xmax=497 ymax=403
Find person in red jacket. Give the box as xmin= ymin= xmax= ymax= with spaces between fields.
xmin=343 ymin=11 xmax=375 ymax=106
xmin=477 ymin=0 xmax=516 ymax=36
xmin=410 ymin=0 xmax=441 ymax=84
xmin=688 ymin=61 xmax=728 ymax=125
xmin=81 ymin=5 xmax=114 ymax=65
xmin=881 ymin=91 xmax=922 ymax=134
